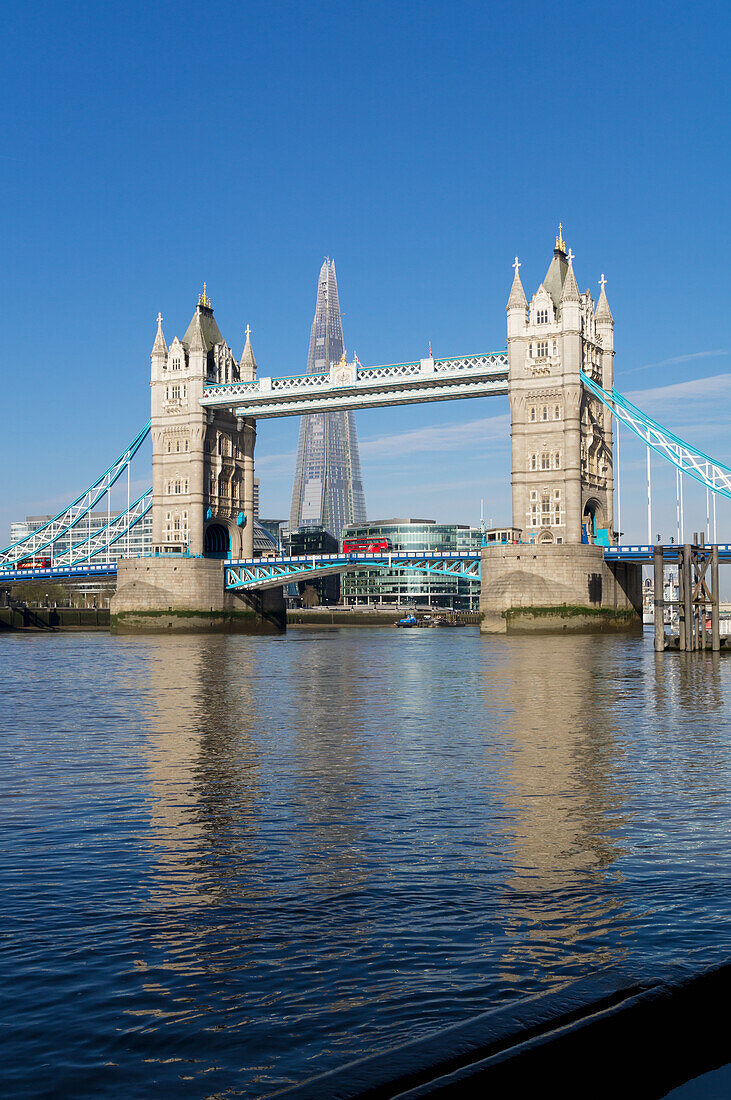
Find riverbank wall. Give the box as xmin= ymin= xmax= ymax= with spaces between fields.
xmin=0 ymin=608 xmax=110 ymax=632
xmin=288 ymin=608 xmax=480 ymax=627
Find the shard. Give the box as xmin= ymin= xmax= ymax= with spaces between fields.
xmin=289 ymin=259 xmax=367 ymax=541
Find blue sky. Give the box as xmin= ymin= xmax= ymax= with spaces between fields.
xmin=1 ymin=0 xmax=729 ymax=544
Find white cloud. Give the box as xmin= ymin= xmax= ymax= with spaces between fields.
xmin=359 ymin=412 xmax=510 ymax=460
xmin=254 ymin=450 xmax=297 ymax=476
xmin=627 ymin=372 xmax=731 ymax=408
xmin=623 ymin=350 xmax=728 ymax=375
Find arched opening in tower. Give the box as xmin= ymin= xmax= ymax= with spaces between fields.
xmin=204 ymin=523 xmax=231 ymax=559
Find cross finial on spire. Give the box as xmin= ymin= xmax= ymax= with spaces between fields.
xmin=599 ymin=273 xmax=607 ymax=292
xmin=555 ymin=223 xmax=566 ymax=252
xmin=156 ymin=312 xmax=163 ymax=326
xmin=245 ymin=323 xmax=251 ymax=340
xmin=513 ymin=256 xmax=521 ymax=273
xmin=198 ymin=283 xmax=211 ymax=309
xmin=567 ymin=248 xmax=574 ymax=264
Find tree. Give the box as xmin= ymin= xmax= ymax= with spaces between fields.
xmin=11 ymin=582 xmax=68 ymax=605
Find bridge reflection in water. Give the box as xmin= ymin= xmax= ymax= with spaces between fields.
xmin=46 ymin=629 xmax=719 ymax=1095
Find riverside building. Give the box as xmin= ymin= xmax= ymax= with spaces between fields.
xmin=8 ymin=509 xmax=277 ymax=564
xmin=341 ymin=519 xmax=483 ymax=610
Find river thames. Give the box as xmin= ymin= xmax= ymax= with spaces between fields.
xmin=2 ymin=627 xmax=730 ymax=1097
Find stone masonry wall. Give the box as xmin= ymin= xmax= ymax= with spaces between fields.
xmin=480 ymin=544 xmax=642 ymax=634
xmin=110 ymin=558 xmax=285 ymax=634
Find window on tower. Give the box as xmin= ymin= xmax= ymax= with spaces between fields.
xmin=537 ymin=341 xmax=549 ymax=357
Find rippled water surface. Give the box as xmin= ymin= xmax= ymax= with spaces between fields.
xmin=2 ymin=627 xmax=730 ymax=1097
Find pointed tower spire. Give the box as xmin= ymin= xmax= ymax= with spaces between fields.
xmin=507 ymin=257 xmax=527 ymax=310
xmin=560 ymin=248 xmax=580 ymax=303
xmin=239 ymin=323 xmax=257 ymax=381
xmin=186 ymin=310 xmax=207 ymax=354
xmin=151 ymin=312 xmax=167 ymax=356
xmin=595 ymin=273 xmax=614 ymax=324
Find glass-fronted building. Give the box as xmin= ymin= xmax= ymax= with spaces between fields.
xmin=289 ymin=258 xmax=367 ymax=541
xmin=7 ymin=511 xmax=277 ymax=563
xmin=9 ymin=510 xmax=153 ymax=562
xmin=341 ymin=519 xmax=482 ymax=610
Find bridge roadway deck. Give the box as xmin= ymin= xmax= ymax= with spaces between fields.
xmin=1 ymin=546 xmax=730 ymax=587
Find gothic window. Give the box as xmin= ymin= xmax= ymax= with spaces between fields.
xmin=530 ymin=490 xmax=538 ymax=502
xmin=554 ymin=405 xmax=560 ymax=419
xmin=541 ymin=453 xmax=550 ymax=470
xmin=554 ymin=452 xmax=561 ymax=469
xmin=182 ymin=384 xmax=187 ymax=399
xmin=537 ymin=341 xmax=549 ymax=358
xmin=537 ymin=308 xmax=549 ymax=324
xmin=165 ymin=478 xmax=189 ymax=496
xmin=184 ymin=439 xmax=189 ymax=452
xmin=530 ymin=407 xmax=536 ymax=422
xmin=530 ymin=454 xmax=537 ymax=471
xmin=542 ymin=406 xmax=548 ymax=421
xmin=166 ymin=440 xmax=171 ymax=453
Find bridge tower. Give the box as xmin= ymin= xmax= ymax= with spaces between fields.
xmin=150 ymin=289 xmax=257 ymax=559
xmin=480 ymin=229 xmax=640 ymax=633
xmin=507 ymin=228 xmax=615 ymax=545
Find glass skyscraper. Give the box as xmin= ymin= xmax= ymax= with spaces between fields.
xmin=289 ymin=258 xmax=367 ymax=541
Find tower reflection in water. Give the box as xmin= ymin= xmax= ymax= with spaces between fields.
xmin=481 ymin=634 xmax=632 ymax=981
xmin=140 ymin=635 xmax=262 ymax=907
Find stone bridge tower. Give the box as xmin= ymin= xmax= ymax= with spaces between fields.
xmin=479 ymin=229 xmax=640 ymax=634
xmin=506 ymin=228 xmax=615 ymax=545
xmin=150 ymin=288 xmax=257 ymax=559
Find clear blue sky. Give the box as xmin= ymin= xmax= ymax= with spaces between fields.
xmin=1 ymin=0 xmax=729 ymax=544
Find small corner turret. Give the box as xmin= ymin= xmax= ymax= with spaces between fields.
xmin=150 ymin=312 xmax=168 ymax=376
xmin=239 ymin=323 xmax=257 ymax=382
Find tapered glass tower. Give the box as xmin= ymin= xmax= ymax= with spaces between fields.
xmin=289 ymin=259 xmax=367 ymax=540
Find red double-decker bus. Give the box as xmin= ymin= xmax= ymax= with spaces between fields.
xmin=342 ymin=537 xmax=392 ymax=554
xmin=14 ymin=557 xmax=51 ymax=570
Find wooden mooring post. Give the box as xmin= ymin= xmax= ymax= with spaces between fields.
xmin=653 ymin=544 xmax=665 ymax=652
xmin=673 ymin=536 xmax=721 ymax=653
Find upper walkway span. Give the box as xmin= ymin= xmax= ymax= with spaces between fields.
xmin=199 ymin=353 xmax=509 ymax=418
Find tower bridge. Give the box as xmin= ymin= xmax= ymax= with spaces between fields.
xmin=2 ymin=229 xmax=729 ymax=637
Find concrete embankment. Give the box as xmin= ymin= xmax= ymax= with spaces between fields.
xmin=288 ymin=608 xmax=480 ymax=627
xmin=0 ymin=608 xmax=110 ymax=632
